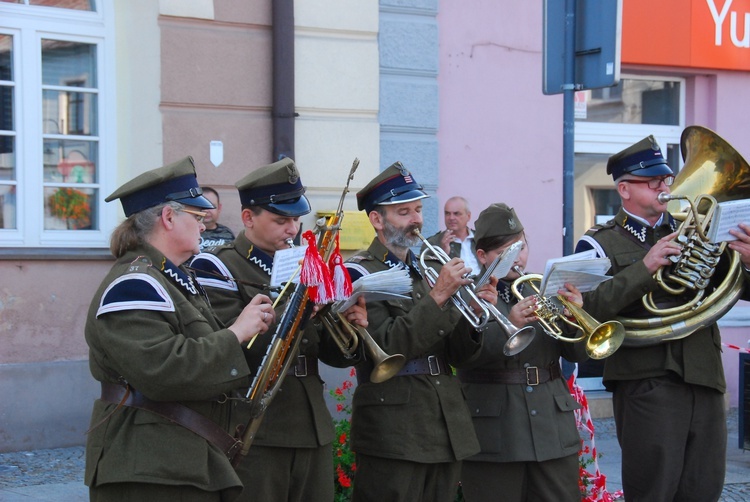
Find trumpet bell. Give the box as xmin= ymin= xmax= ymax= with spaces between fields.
xmin=503 ymin=325 xmax=536 ymax=356
xmin=585 ymin=321 xmax=625 ymax=360
xmin=368 ymin=352 xmax=407 ymax=383
xmin=558 ymin=297 xmax=625 ymax=359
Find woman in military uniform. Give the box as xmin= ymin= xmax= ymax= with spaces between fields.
xmin=458 ymin=203 xmax=588 ymax=502
xmin=85 ymin=157 xmax=275 ymax=501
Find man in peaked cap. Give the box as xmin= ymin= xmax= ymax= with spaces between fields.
xmin=190 ymin=157 xmax=367 ymax=502
xmin=575 ymin=134 xmax=750 ymax=500
xmin=106 ymin=156 xmax=214 ymax=217
xmin=85 ymin=156 xmax=275 ymax=501
xmin=344 ymin=161 xmax=498 ymax=502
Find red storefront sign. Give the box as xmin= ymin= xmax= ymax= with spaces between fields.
xmin=623 ymin=0 xmax=750 ymax=71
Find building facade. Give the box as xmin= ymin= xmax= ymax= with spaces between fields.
xmin=1 ymin=0 xmax=749 ymax=451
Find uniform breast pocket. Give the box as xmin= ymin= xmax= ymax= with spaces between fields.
xmin=614 ymin=251 xmax=644 ymax=267
xmin=384 ymin=299 xmax=411 ymax=316
xmin=179 ymin=302 xmax=215 ymax=337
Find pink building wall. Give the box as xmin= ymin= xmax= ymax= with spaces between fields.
xmin=437 ymin=0 xmax=564 ymax=274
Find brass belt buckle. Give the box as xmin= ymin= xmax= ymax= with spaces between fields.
xmin=294 ymin=355 xmax=308 ymax=377
xmin=526 ymin=366 xmax=540 ymax=386
xmin=427 ymin=355 xmax=440 ymax=376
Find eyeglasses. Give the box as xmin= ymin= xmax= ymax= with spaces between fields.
xmin=181 ymin=209 xmax=208 ymax=223
xmin=621 ymin=175 xmax=675 ymax=190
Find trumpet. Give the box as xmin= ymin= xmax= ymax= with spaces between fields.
xmin=511 ymin=267 xmax=624 ymax=359
xmin=319 ymin=305 xmax=406 ymax=383
xmin=414 ymin=229 xmax=535 ymax=356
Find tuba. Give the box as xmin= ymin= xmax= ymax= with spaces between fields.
xmin=618 ymin=126 xmax=750 ymax=346
xmin=511 ymin=268 xmax=625 ymax=359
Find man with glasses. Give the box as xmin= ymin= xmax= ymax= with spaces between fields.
xmin=574 ymin=135 xmax=750 ymax=501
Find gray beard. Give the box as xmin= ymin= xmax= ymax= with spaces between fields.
xmin=383 ymin=220 xmax=421 ymax=249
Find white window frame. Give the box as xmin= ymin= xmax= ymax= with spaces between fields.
xmin=0 ymin=0 xmax=116 ymax=248
xmin=575 ymin=74 xmax=686 ymax=162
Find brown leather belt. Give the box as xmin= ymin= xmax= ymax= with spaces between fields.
xmin=290 ymin=355 xmax=318 ymax=377
xmin=396 ymin=355 xmax=451 ymax=377
xmin=458 ymin=363 xmax=562 ymax=386
xmin=100 ymin=382 xmax=242 ymax=458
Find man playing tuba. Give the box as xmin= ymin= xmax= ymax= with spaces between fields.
xmin=575 ymin=134 xmax=750 ymax=501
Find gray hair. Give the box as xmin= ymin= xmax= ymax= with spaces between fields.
xmin=110 ymin=201 xmax=185 ymax=258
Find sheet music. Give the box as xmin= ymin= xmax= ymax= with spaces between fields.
xmin=539 ymin=251 xmax=612 ymax=297
xmin=475 ymin=240 xmax=523 ymax=289
xmin=270 ymin=246 xmax=307 ymax=287
xmin=706 ymin=198 xmax=750 ymax=243
xmin=334 ymin=268 xmax=413 ymax=311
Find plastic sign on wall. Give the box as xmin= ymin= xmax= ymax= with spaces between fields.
xmin=622 ymin=0 xmax=750 ymax=71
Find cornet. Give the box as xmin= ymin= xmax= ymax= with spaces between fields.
xmin=511 ymin=267 xmax=624 ymax=359
xmin=413 ymin=229 xmax=535 ymax=356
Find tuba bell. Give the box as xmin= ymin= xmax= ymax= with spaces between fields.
xmin=618 ymin=126 xmax=749 ymax=346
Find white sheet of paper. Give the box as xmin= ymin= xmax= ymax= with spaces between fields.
xmin=270 ymin=246 xmax=307 ymax=287
xmin=706 ymin=198 xmax=750 ymax=243
xmin=539 ymin=251 xmax=611 ymax=297
xmin=475 ymin=240 xmax=523 ymax=288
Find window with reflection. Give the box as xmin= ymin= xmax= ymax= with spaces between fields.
xmin=0 ymin=33 xmax=15 ymax=230
xmin=1 ymin=0 xmax=95 ymax=10
xmin=1 ymin=0 xmax=109 ymax=245
xmin=42 ymin=39 xmax=98 ymax=230
xmin=576 ymin=78 xmax=681 ymax=125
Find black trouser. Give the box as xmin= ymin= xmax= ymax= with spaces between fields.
xmin=613 ymin=375 xmax=726 ymax=502
xmin=352 ymin=454 xmax=461 ymax=502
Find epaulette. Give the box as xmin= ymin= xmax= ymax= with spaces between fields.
xmin=345 ymin=252 xmax=374 ymax=282
xmin=347 ymin=251 xmax=373 ymax=263
xmin=584 ymin=218 xmax=615 ymax=237
xmin=97 ymin=273 xmax=174 ymax=318
xmin=189 ymin=253 xmax=238 ymax=291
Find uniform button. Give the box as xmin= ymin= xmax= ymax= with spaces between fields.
xmin=438 ymin=330 xmax=445 ymax=336
xmin=526 ymin=386 xmax=533 ymax=393
xmin=435 ymin=380 xmax=441 ymax=385
xmin=523 ymin=362 xmax=530 ymax=368
xmin=530 ymin=410 xmax=537 ymax=416
xmin=380 ymin=397 xmax=385 ymax=402
xmin=230 ymin=368 xmax=238 ymax=377
xmin=302 ymin=338 xmax=309 ymax=344
xmin=416 ymin=293 xmax=422 ymax=299
xmin=475 ymin=408 xmax=480 ymax=413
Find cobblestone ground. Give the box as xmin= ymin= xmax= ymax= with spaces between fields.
xmin=1 ymin=413 xmax=748 ymax=499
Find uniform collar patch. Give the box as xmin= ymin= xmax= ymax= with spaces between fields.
xmin=158 ymin=256 xmax=198 ymax=295
xmin=245 ymin=244 xmax=273 ymax=276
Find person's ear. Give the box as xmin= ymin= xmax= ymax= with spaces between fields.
xmin=369 ymin=210 xmax=384 ymax=231
xmin=161 ymin=205 xmax=177 ymax=230
xmin=241 ymin=208 xmax=254 ymax=228
xmin=476 ymin=248 xmax=487 ymax=266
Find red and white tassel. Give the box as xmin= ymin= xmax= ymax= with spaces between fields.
xmin=300 ymin=230 xmax=334 ymax=304
xmin=328 ymin=233 xmax=353 ymax=301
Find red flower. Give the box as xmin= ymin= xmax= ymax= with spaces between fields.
xmin=337 ymin=403 xmax=344 ymax=412
xmin=339 ymin=432 xmax=347 ymax=444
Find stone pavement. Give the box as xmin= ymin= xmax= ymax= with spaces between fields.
xmin=0 ymin=410 xmax=748 ymax=501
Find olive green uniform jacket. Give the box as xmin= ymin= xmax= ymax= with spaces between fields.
xmin=459 ymin=279 xmax=587 ymax=463
xmin=575 ymin=208 xmax=749 ymax=392
xmin=344 ymin=238 xmax=482 ymax=463
xmin=85 ymin=244 xmax=251 ymax=498
xmin=190 ymin=232 xmax=358 ymax=448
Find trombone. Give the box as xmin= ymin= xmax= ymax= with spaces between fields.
xmin=511 ymin=267 xmax=624 ymax=359
xmin=413 ymin=229 xmax=536 ymax=356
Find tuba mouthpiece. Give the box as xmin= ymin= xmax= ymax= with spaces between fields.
xmin=657 ymin=192 xmax=673 ymax=204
